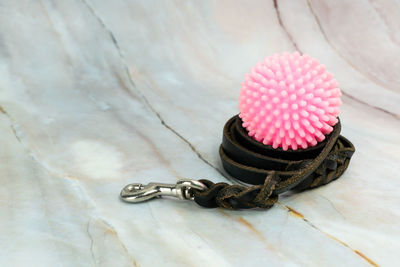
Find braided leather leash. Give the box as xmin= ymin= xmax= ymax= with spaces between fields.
xmin=191 ymin=115 xmax=355 ymax=210
xmin=120 ymin=115 xmax=354 ymax=210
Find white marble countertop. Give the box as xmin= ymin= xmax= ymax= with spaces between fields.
xmin=0 ymin=0 xmax=399 ymax=266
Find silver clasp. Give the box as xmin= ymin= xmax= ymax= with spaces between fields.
xmin=120 ymin=179 xmax=206 ymax=203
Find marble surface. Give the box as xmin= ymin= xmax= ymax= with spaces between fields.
xmin=0 ymin=0 xmax=399 ymax=266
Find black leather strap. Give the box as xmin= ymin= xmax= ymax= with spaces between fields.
xmin=192 ymin=115 xmax=355 ymax=210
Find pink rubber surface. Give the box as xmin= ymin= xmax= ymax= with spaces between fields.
xmin=239 ymin=52 xmax=341 ymax=151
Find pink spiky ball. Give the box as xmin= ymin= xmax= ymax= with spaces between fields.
xmin=239 ymin=52 xmax=342 ymax=151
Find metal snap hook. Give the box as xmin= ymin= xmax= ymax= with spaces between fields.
xmin=120 ymin=179 xmax=206 ymax=203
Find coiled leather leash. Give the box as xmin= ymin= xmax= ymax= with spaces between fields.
xmin=120 ymin=115 xmax=355 ymax=210
xmin=192 ymin=115 xmax=354 ymax=209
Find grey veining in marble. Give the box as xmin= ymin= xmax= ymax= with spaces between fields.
xmin=0 ymin=0 xmax=399 ymax=266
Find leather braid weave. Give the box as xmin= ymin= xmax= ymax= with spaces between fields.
xmin=193 ymin=172 xmax=279 ymax=209
xmin=192 ymin=115 xmax=355 ymax=210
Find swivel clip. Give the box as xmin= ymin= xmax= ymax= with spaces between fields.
xmin=120 ymin=179 xmax=206 ymax=203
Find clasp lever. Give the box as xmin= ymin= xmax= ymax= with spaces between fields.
xmin=120 ymin=179 xmax=206 ymax=203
